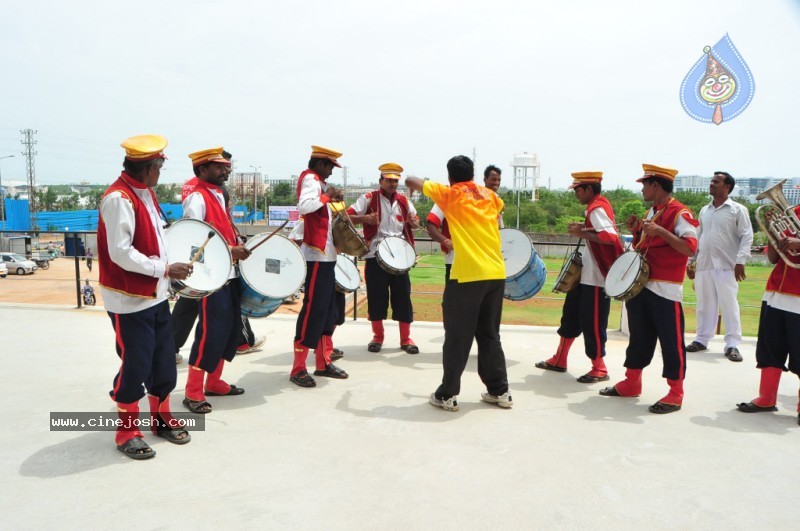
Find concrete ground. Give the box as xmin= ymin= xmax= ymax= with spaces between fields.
xmin=2 ymin=302 xmax=799 ymax=530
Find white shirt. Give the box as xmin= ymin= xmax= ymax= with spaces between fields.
xmin=428 ymin=205 xmax=454 ymax=265
xmin=763 ymin=291 xmax=800 ymax=314
xmin=100 ymin=187 xmax=170 ymax=314
xmin=183 ymin=188 xmax=237 ymax=279
xmin=350 ymin=191 xmax=417 ymax=259
xmin=693 ymin=198 xmax=753 ymax=271
xmin=643 ymin=209 xmax=698 ymax=303
xmin=297 ymin=173 xmax=336 ymax=262
xmin=580 ymin=207 xmax=617 ymax=287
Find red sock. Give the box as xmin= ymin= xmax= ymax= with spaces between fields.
xmin=185 ymin=366 xmax=207 ymax=402
xmin=292 ymin=341 xmax=309 ymax=376
xmin=371 ymin=320 xmax=384 ymax=344
xmin=614 ymin=368 xmax=643 ymax=397
xmin=752 ymin=367 xmax=782 ymax=408
xmin=546 ymin=336 xmax=574 ymax=368
xmin=115 ymin=400 xmax=143 ymax=446
xmin=660 ymin=378 xmax=684 ymax=405
xmin=399 ymin=322 xmax=414 ymax=346
xmin=314 ymin=336 xmax=331 ymax=370
xmin=205 ymin=359 xmax=230 ymax=395
xmin=588 ymin=356 xmax=608 ymax=377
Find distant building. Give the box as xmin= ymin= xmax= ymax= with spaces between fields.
xmin=674 ymin=175 xmax=800 ymax=203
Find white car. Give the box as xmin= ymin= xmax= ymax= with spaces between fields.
xmin=0 ymin=262 xmax=7 ymax=278
xmin=0 ymin=252 xmax=37 ymax=275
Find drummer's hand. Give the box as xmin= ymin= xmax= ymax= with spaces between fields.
xmin=778 ymin=237 xmax=800 ymax=253
xmin=626 ymin=214 xmax=640 ymax=232
xmin=364 ymin=212 xmax=379 ymax=225
xmin=686 ymin=265 xmax=695 ymax=280
xmin=231 ymin=245 xmax=252 ymax=260
xmin=443 ymin=239 xmax=453 ymax=253
xmin=641 ymin=220 xmax=663 ymax=237
xmin=567 ymin=222 xmax=583 ymax=238
xmin=408 ymin=215 xmax=421 ymax=229
xmin=326 ymin=186 xmax=344 ymax=202
xmin=167 ymin=262 xmax=193 ymax=280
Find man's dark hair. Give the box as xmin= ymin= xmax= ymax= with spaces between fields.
xmin=222 ymin=150 xmax=232 ymax=161
xmin=643 ymin=176 xmax=673 ymax=193
xmin=484 ymin=165 xmax=502 ymax=179
xmin=714 ymin=171 xmax=735 ymax=193
xmin=580 ymin=183 xmax=602 ymax=195
xmin=192 ymin=162 xmax=213 ymax=177
xmin=308 ymin=157 xmax=333 ymax=171
xmin=123 ymin=157 xmax=163 ymax=177
xmin=447 ymin=155 xmax=474 ymax=183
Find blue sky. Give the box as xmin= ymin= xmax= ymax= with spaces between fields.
xmin=1 ymin=0 xmax=798 ymax=191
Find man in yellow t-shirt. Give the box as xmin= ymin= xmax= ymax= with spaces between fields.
xmin=406 ymin=155 xmax=511 ymax=412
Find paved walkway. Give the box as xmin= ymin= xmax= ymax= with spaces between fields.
xmin=2 ymin=303 xmax=798 ymax=529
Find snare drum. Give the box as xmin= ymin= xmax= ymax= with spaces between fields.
xmin=501 ymin=228 xmax=547 ymax=300
xmin=334 ymin=254 xmax=361 ymax=293
xmin=332 ymin=214 xmax=369 ymax=258
xmin=604 ymin=250 xmax=650 ymax=301
xmin=375 ymin=236 xmax=416 ymax=275
xmin=552 ymin=250 xmax=583 ymax=294
xmin=165 ymin=219 xmax=232 ymax=299
xmin=239 ymin=233 xmax=306 ymax=318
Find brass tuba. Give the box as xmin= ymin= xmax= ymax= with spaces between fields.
xmin=755 ymin=179 xmax=800 ymax=268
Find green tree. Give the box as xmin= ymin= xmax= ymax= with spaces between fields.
xmin=39 ymin=188 xmax=58 ymax=211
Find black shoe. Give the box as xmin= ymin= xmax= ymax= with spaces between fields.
xmin=290 ymin=370 xmax=317 ymax=388
xmin=331 ymin=348 xmax=344 ymax=362
xmin=314 ymin=364 xmax=349 ymax=379
xmin=725 ymin=347 xmax=743 ymax=362
xmin=686 ymin=341 xmax=707 ymax=353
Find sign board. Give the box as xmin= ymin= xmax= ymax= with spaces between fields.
xmin=268 ymin=206 xmax=300 ymax=228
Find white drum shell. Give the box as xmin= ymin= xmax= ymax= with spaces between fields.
xmin=334 ymin=254 xmax=361 ymax=292
xmin=165 ymin=219 xmax=232 ymax=296
xmin=500 ymin=228 xmax=534 ymax=279
xmin=605 ymin=251 xmax=644 ymax=299
xmin=239 ymin=233 xmax=306 ymax=299
xmin=376 ymin=237 xmax=416 ymax=274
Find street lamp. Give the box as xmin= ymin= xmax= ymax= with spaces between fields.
xmin=0 ymin=154 xmax=15 ymax=233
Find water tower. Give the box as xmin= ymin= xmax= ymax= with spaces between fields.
xmin=510 ymin=152 xmax=540 ymax=202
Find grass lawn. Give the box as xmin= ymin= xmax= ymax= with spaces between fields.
xmin=409 ymin=253 xmax=771 ymax=336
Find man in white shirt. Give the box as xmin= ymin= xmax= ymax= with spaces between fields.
xmin=98 ymin=134 xmax=193 ymax=459
xmin=686 ymin=172 xmax=753 ymax=362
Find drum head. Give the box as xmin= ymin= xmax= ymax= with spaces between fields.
xmin=239 ymin=234 xmax=306 ymax=299
xmin=605 ymin=251 xmax=642 ymax=298
xmin=377 ymin=237 xmax=416 ymax=271
xmin=500 ymin=228 xmax=534 ymax=277
xmin=165 ymin=219 xmax=231 ymax=292
xmin=335 ymin=254 xmax=361 ymax=291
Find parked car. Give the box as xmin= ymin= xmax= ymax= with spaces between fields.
xmin=0 ymin=252 xmax=37 ymax=275
xmin=0 ymin=262 xmax=7 ymax=278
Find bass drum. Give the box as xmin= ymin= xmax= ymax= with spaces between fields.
xmin=604 ymin=251 xmax=649 ymax=302
xmin=501 ymin=228 xmax=547 ymax=300
xmin=334 ymin=254 xmax=361 ymax=293
xmin=165 ymin=219 xmax=232 ymax=299
xmin=375 ymin=236 xmax=416 ymax=275
xmin=239 ymin=233 xmax=306 ymax=318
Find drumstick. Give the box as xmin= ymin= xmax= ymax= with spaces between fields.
xmin=247 ymin=220 xmax=290 ymax=252
xmin=189 ymin=231 xmax=216 ymax=266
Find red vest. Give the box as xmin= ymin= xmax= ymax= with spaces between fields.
xmin=296 ymin=170 xmax=331 ymax=253
xmin=585 ymin=195 xmax=624 ymax=276
xmin=765 ymin=205 xmax=800 ymax=296
xmin=182 ymin=176 xmax=199 ymax=201
xmin=633 ymin=198 xmax=698 ymax=283
xmin=361 ymin=191 xmax=415 ymax=248
xmin=191 ymin=180 xmax=238 ymax=246
xmin=97 ymin=173 xmax=161 ymax=298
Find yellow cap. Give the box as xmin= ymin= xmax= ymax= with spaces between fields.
xmin=638 ymin=164 xmax=679 ymax=182
xmin=310 ymin=145 xmax=343 ymax=168
xmin=120 ymin=134 xmax=168 ymax=161
xmin=568 ymin=171 xmax=603 ymax=189
xmin=379 ymin=162 xmax=404 ymax=180
xmin=188 ymin=147 xmax=231 ymax=167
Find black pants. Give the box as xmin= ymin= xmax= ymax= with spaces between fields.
xmin=295 ymin=261 xmax=337 ymax=349
xmin=624 ymin=288 xmax=687 ymax=380
xmin=755 ymin=302 xmax=800 ymax=374
xmin=188 ymin=282 xmax=241 ymax=373
xmin=365 ymin=258 xmax=413 ymax=322
xmin=557 ymin=284 xmax=611 ymax=360
xmin=108 ymin=300 xmax=176 ymax=403
xmin=435 ymin=279 xmax=508 ymax=399
xmin=172 ymin=293 xmax=251 ymax=352
xmin=445 ymin=263 xmax=452 ymax=283
xmin=333 ymin=290 xmax=346 ymax=326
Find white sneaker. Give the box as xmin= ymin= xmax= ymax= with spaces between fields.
xmin=481 ymin=391 xmax=513 ymax=408
xmin=429 ymin=393 xmax=459 ymax=412
xmin=251 ymin=335 xmax=266 ymax=350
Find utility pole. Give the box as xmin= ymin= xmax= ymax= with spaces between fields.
xmin=20 ymin=129 xmax=38 ymax=230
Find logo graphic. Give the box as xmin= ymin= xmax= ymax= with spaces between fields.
xmin=680 ymin=33 xmax=755 ymax=125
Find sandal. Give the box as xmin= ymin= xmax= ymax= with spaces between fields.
xmin=535 ymin=360 xmax=567 ymax=373
xmin=331 ymin=348 xmax=344 ymax=361
xmin=156 ymin=427 xmax=191 ymax=445
xmin=577 ymin=373 xmax=610 ymax=384
xmin=648 ymin=401 xmax=682 ymax=414
xmin=599 ymin=386 xmax=621 ymax=396
xmin=206 ymin=385 xmax=245 ymax=396
xmin=290 ymin=370 xmax=317 ymax=388
xmin=182 ymin=398 xmax=212 ymax=414
xmin=314 ymin=364 xmax=349 ymax=379
xmin=736 ymin=402 xmax=778 ymax=413
xmin=117 ymin=437 xmax=156 ymax=460
xmin=367 ymin=342 xmax=382 ymax=353
xmin=401 ymin=344 xmax=419 ymax=355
